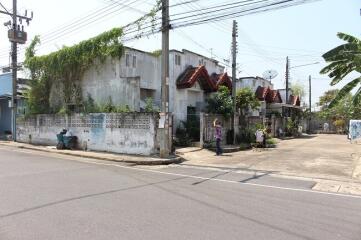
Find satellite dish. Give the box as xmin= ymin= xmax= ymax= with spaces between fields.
xmin=262 ymin=70 xmax=278 ymax=83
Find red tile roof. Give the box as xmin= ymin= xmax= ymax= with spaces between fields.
xmin=289 ymin=95 xmax=301 ymax=106
xmin=256 ymin=86 xmax=269 ymax=101
xmin=216 ymin=72 xmax=232 ymax=90
xmin=256 ymin=86 xmax=283 ymax=103
xmin=177 ymin=65 xmax=232 ymax=92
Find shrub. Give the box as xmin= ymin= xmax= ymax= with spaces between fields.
xmin=237 ymin=128 xmax=256 ymax=144
xmin=239 ymin=143 xmax=251 ymax=150
xmin=175 ymin=126 xmax=191 ymax=146
xmin=144 ymin=98 xmax=159 ymax=112
xmin=333 ymin=119 xmax=346 ymax=133
xmin=83 ymin=93 xmax=99 ymax=113
xmin=266 ymin=138 xmax=277 ymax=145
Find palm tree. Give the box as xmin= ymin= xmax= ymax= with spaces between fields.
xmin=320 ymin=33 xmax=361 ymax=107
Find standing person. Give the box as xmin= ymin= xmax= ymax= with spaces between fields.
xmin=214 ymin=119 xmax=223 ymax=155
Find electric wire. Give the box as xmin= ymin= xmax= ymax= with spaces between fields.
xmin=0 ymin=0 xmax=321 ymax=67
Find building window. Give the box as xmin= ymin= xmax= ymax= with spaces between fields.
xmin=198 ymin=59 xmax=206 ymax=66
xmin=175 ymin=54 xmax=181 ymax=66
xmin=132 ymin=56 xmax=137 ymax=68
xmin=125 ymin=54 xmax=130 ymax=67
xmin=140 ymin=88 xmax=155 ymax=100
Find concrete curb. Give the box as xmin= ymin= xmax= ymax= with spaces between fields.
xmin=0 ymin=142 xmax=183 ymax=165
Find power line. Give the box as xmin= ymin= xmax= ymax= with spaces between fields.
xmin=174 ymin=29 xmax=230 ymax=67
xmin=0 ymin=0 xmax=320 ymax=65
xmin=0 ymin=0 xmax=161 ymax=59
xmin=171 ymin=0 xmax=264 ymax=19
xmin=0 ymin=0 xmax=151 ymax=56
xmin=171 ymin=0 xmax=319 ymax=28
xmin=0 ymin=1 xmax=10 ymax=14
xmin=180 ymin=0 xmax=232 ymax=34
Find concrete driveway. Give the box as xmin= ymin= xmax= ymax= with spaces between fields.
xmin=178 ymin=134 xmax=361 ymax=183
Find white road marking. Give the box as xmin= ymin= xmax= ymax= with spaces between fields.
xmin=2 ymin=146 xmax=361 ymax=199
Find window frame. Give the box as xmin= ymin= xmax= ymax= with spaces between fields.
xmin=175 ymin=54 xmax=181 ymax=66
xmin=132 ymin=55 xmax=137 ymax=68
xmin=125 ymin=53 xmax=130 ymax=67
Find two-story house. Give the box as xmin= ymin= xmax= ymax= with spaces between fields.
xmin=47 ymin=47 xmax=232 ymax=129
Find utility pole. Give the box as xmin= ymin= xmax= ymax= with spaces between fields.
xmin=285 ymin=56 xmax=289 ymax=105
xmin=11 ymin=0 xmax=17 ymax=142
xmin=308 ymin=75 xmax=311 ymax=113
xmin=231 ymin=20 xmax=238 ymax=144
xmin=308 ymin=75 xmax=312 ymax=133
xmin=1 ymin=1 xmax=32 ymax=141
xmin=160 ymin=0 xmax=170 ymax=157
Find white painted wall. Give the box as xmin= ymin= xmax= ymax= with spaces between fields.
xmin=17 ymin=113 xmax=158 ymax=155
xmin=169 ymin=49 xmax=225 ymax=127
xmin=71 ymin=47 xmax=226 ymax=129
xmin=81 ymin=48 xmax=162 ymax=111
xmin=236 ymin=77 xmax=273 ymax=93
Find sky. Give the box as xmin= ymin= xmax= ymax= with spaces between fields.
xmin=0 ymin=0 xmax=360 ymax=108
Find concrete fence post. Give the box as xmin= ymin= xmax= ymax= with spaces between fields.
xmin=271 ymin=114 xmax=276 ymax=137
xmin=200 ymin=112 xmax=204 ymax=148
xmin=65 ymin=114 xmax=69 ymax=129
xmin=234 ymin=113 xmax=239 ymax=142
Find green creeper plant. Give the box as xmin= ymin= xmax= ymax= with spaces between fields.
xmin=24 ymin=28 xmax=124 ymax=114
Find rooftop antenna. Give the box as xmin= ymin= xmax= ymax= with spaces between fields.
xmin=262 ymin=69 xmax=278 ymax=83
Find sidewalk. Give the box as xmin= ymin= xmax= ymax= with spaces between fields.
xmin=0 ymin=141 xmax=182 ymax=165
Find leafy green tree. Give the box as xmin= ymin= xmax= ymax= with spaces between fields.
xmin=235 ymin=87 xmax=260 ymax=114
xmin=320 ymin=33 xmax=361 ymax=107
xmin=318 ymin=89 xmax=339 ymax=108
xmin=317 ymin=90 xmax=361 ymax=121
xmin=290 ymin=82 xmax=306 ymax=99
xmin=206 ymin=86 xmax=233 ymax=118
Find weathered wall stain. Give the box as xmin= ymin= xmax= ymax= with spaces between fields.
xmin=17 ymin=113 xmax=158 ymax=155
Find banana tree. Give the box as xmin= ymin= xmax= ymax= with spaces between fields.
xmin=320 ymin=33 xmax=361 ymax=107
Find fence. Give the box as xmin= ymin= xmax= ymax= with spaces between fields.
xmin=200 ymin=113 xmax=232 ymax=147
xmin=17 ymin=113 xmax=159 ymax=155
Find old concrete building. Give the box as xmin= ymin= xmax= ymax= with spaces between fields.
xmin=235 ymin=76 xmax=275 ymax=117
xmin=236 ymin=76 xmax=273 ymax=93
xmin=66 ymin=47 xmax=231 ymax=128
xmin=170 ymin=49 xmax=231 ymax=125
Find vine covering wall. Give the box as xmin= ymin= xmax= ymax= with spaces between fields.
xmin=24 ymin=28 xmax=124 ymax=114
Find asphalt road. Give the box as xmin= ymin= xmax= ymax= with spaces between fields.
xmin=1 ymin=146 xmax=361 ymax=240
